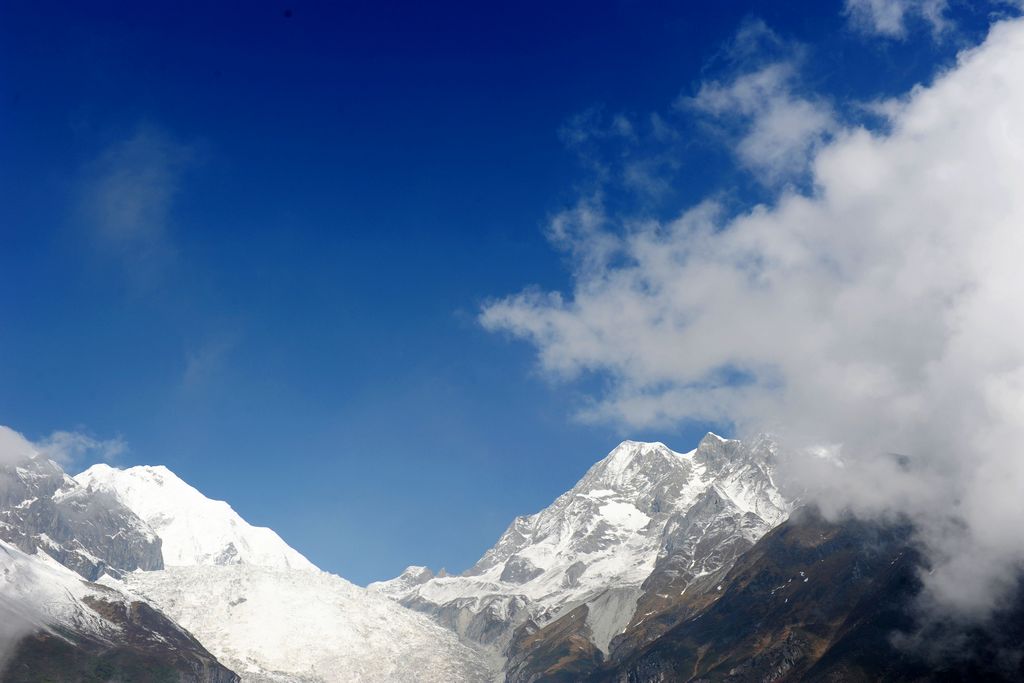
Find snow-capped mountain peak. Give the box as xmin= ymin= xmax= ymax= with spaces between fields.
xmin=75 ymin=463 xmax=316 ymax=571
xmin=578 ymin=440 xmax=696 ymax=498
xmin=372 ymin=433 xmax=791 ymax=662
xmin=71 ymin=464 xmax=496 ymax=681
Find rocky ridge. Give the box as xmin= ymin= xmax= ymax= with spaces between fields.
xmin=371 ymin=433 xmax=790 ymax=674
xmin=0 ymin=454 xmax=163 ymax=581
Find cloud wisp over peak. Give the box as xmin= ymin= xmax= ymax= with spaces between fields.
xmin=483 ymin=18 xmax=1024 ymax=620
xmin=0 ymin=425 xmax=125 ymax=466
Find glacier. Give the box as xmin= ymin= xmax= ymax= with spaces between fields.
xmin=78 ymin=462 xmax=496 ymax=682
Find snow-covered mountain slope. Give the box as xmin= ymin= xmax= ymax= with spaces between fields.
xmin=76 ymin=463 xmax=315 ymax=571
xmin=371 ymin=433 xmax=790 ymax=661
xmin=119 ymin=564 xmax=496 ymax=683
xmin=0 ymin=537 xmax=236 ymax=681
xmin=78 ymin=462 xmax=497 ymax=681
xmin=1 ymin=536 xmax=134 ymax=642
xmin=0 ymin=454 xmax=162 ymax=581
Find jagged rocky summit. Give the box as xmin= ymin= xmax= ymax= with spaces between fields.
xmin=370 ymin=433 xmax=791 ymax=674
xmin=0 ymin=454 xmax=162 ymax=581
xmin=367 ymin=432 xmax=1024 ymax=683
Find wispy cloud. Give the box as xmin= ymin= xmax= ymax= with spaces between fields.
xmin=0 ymin=427 xmax=36 ymax=465
xmin=556 ymin=104 xmax=688 ymax=210
xmin=0 ymin=425 xmax=125 ymax=466
xmin=483 ymin=18 xmax=1024 ymax=621
xmin=182 ymin=333 xmax=239 ymax=390
xmin=683 ymin=22 xmax=836 ymax=185
xmin=35 ymin=430 xmax=126 ymax=464
xmin=79 ymin=125 xmax=194 ymax=278
xmin=844 ymin=0 xmax=949 ymax=39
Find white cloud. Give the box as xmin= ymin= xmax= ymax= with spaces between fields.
xmin=844 ymin=0 xmax=949 ymax=39
xmin=0 ymin=427 xmax=37 ymax=465
xmin=483 ymin=19 xmax=1024 ymax=619
xmin=688 ymin=62 xmax=836 ymax=183
xmin=682 ymin=22 xmax=836 ymax=184
xmin=0 ymin=425 xmax=125 ymax=466
xmin=35 ymin=430 xmax=126 ymax=464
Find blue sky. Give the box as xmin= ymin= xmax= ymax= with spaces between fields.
xmin=0 ymin=1 xmax=1010 ymax=584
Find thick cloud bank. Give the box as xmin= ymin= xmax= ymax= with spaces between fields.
xmin=483 ymin=20 xmax=1024 ymax=618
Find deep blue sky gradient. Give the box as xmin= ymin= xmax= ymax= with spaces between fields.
xmin=0 ymin=1 xmax=1000 ymax=583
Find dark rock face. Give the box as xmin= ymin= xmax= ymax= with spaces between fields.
xmin=0 ymin=455 xmax=163 ymax=580
xmin=506 ymin=508 xmax=1024 ymax=682
xmin=562 ymin=561 xmax=587 ymax=588
xmin=501 ymin=556 xmax=546 ymax=585
xmin=2 ymin=594 xmax=239 ymax=683
xmin=594 ymin=508 xmax=914 ymax=681
xmin=503 ymin=472 xmax=779 ymax=682
xmin=609 ymin=487 xmax=766 ymax=660
xmin=505 ymin=605 xmax=604 ymax=683
xmin=595 ymin=508 xmax=1024 ymax=682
